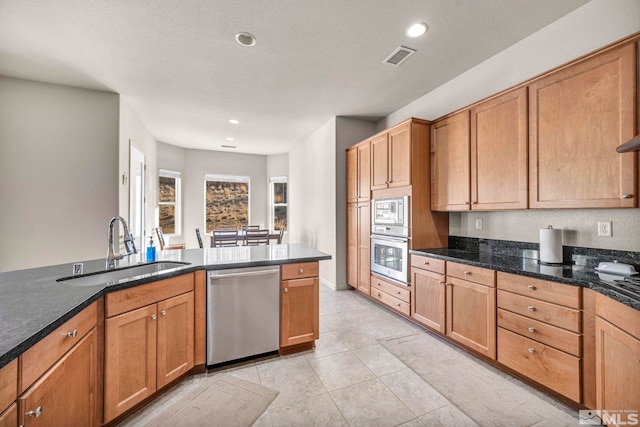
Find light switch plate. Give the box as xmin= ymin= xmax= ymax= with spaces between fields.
xmin=475 ymin=219 xmax=483 ymax=230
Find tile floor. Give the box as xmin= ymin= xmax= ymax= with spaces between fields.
xmin=124 ymin=285 xmax=580 ymax=426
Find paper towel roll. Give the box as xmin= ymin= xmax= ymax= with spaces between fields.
xmin=539 ymin=226 xmax=563 ymax=265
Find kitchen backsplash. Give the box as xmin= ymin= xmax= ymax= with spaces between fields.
xmin=448 ymin=236 xmax=640 ymax=270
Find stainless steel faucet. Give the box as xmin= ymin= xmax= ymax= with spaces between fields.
xmin=106 ymin=216 xmax=137 ymax=269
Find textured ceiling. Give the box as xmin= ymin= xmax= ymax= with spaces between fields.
xmin=0 ymin=0 xmax=590 ymax=155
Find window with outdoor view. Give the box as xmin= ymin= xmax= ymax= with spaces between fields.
xmin=158 ymin=169 xmax=181 ymax=234
xmin=270 ymin=176 xmax=287 ymax=232
xmin=205 ymin=174 xmax=250 ymax=233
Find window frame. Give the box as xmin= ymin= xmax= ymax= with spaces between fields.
xmin=204 ymin=174 xmax=251 ymax=233
xmin=269 ymin=176 xmax=287 ymax=233
xmin=158 ymin=169 xmax=182 ymax=236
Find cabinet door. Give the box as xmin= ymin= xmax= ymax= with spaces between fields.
xmin=0 ymin=403 xmax=17 ymax=427
xmin=371 ymin=133 xmax=389 ymax=190
xmin=357 ymin=203 xmax=371 ymax=294
xmin=347 ymin=147 xmax=358 ymax=203
xmin=446 ymin=277 xmax=496 ymax=359
xmin=157 ymin=292 xmax=194 ymax=390
xmin=529 ymin=42 xmax=637 ymax=209
xmin=471 ymin=87 xmax=528 ymax=210
xmin=388 ymin=123 xmax=411 ymax=188
xmin=347 ymin=204 xmax=358 ymax=288
xmin=431 ymin=111 xmax=471 ymax=211
xmin=411 ymin=268 xmax=445 ymax=333
xmin=595 ymin=316 xmax=640 ymax=417
xmin=357 ymin=141 xmax=371 ymax=201
xmin=281 ymin=277 xmax=319 ymax=347
xmin=104 ymin=304 xmax=157 ymax=422
xmin=18 ymin=328 xmax=97 ymax=427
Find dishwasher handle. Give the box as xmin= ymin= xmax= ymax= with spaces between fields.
xmin=208 ymin=268 xmax=280 ymax=280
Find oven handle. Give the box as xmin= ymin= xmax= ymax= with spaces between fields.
xmin=370 ymin=235 xmax=408 ymax=243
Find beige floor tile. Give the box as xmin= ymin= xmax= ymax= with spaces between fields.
xmin=379 ymin=368 xmax=450 ymax=417
xmin=352 ymin=343 xmax=407 ymax=376
xmin=309 ymin=351 xmax=376 ymax=391
xmin=398 ymin=404 xmax=479 ymax=427
xmin=305 ymin=330 xmax=350 ymax=359
xmin=268 ymin=393 xmax=349 ymax=426
xmin=258 ymin=358 xmax=327 ymax=408
xmin=330 ymin=378 xmax=415 ymax=427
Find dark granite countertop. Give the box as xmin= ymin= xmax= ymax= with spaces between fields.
xmin=410 ymin=247 xmax=640 ymax=312
xmin=0 ymin=244 xmax=331 ymax=369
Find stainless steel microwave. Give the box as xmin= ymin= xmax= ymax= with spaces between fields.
xmin=371 ymin=196 xmax=409 ymax=237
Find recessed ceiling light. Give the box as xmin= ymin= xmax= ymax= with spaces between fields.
xmin=235 ymin=32 xmax=256 ymax=46
xmin=406 ymin=22 xmax=428 ymax=38
xmin=226 ymin=137 xmax=235 ymax=141
xmin=229 ymin=119 xmax=240 ymax=124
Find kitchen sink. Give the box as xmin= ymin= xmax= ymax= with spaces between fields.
xmin=57 ymin=261 xmax=190 ymax=286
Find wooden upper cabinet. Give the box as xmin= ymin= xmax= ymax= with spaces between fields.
xmin=471 ymin=87 xmax=528 ymax=210
xmin=529 ymin=42 xmax=637 ymax=209
xmin=371 ymin=133 xmax=390 ymax=190
xmin=431 ymin=111 xmax=471 ymax=211
xmin=388 ymin=123 xmax=411 ymax=188
xmin=347 ymin=142 xmax=371 ymax=202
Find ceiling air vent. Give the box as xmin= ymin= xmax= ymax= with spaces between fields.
xmin=383 ymin=46 xmax=416 ymax=66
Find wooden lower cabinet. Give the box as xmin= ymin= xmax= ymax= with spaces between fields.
xmin=280 ymin=263 xmax=320 ymax=348
xmin=104 ymin=291 xmax=194 ymax=422
xmin=446 ymin=276 xmax=496 ymax=359
xmin=411 ymin=267 xmax=445 ymax=333
xmin=0 ymin=404 xmax=17 ymax=427
xmin=370 ymin=274 xmax=410 ymax=316
xmin=18 ymin=328 xmax=98 ymax=427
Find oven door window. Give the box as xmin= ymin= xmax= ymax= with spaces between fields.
xmin=373 ymin=242 xmax=405 ymax=274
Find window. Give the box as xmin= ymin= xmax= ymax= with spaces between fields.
xmin=158 ymin=169 xmax=181 ymax=235
xmin=204 ymin=174 xmax=250 ymax=233
xmin=270 ymin=176 xmax=287 ymax=232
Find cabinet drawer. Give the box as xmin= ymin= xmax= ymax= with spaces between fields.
xmin=0 ymin=359 xmax=17 ymax=414
xmin=20 ymin=301 xmax=97 ymax=393
xmin=497 ymin=309 xmax=581 ymax=357
xmin=371 ymin=275 xmax=410 ymax=303
xmin=498 ymin=290 xmax=581 ymax=333
xmin=281 ymin=262 xmax=319 ymax=280
xmin=371 ymin=288 xmax=410 ymax=316
xmin=410 ymin=255 xmax=445 ymax=274
xmin=497 ymin=272 xmax=581 ymax=309
xmin=447 ymin=262 xmax=495 ymax=287
xmin=498 ymin=328 xmax=580 ymax=402
xmin=106 ymin=273 xmax=194 ymax=318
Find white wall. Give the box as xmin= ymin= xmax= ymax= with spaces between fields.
xmin=379 ymin=0 xmax=640 ymax=252
xmin=0 ymin=77 xmax=119 ymax=272
xmin=119 ymin=98 xmax=158 ymax=248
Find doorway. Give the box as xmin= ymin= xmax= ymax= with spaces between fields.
xmin=129 ymin=142 xmax=146 ymax=252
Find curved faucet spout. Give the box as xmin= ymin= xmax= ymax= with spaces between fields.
xmin=106 ymin=216 xmax=137 ymax=269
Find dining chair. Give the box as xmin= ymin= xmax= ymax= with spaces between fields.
xmin=242 ymin=225 xmax=260 ymax=231
xmin=155 ymin=227 xmax=186 ymax=250
xmin=212 ymin=229 xmax=239 ymax=247
xmin=195 ymin=228 xmax=204 ymax=249
xmin=245 ymin=229 xmax=270 ymax=246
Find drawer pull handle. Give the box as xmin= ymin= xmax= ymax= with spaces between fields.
xmin=66 ymin=329 xmax=78 ymax=338
xmin=396 ymin=291 xmax=401 ymax=295
xmin=439 ymin=281 xmax=445 ymax=285
xmin=26 ymin=407 xmax=43 ymax=418
xmin=284 ymin=287 xmax=288 ymax=293
xmin=424 ymin=261 xmax=429 ymax=265
xmin=527 ymin=306 xmax=535 ymax=311
xmin=622 ymin=194 xmax=633 ymax=199
xmin=299 ymin=268 xmax=304 ymax=273
xmin=527 ymin=285 xmax=536 ymax=290
xmin=151 ymin=314 xmax=157 ymax=320
xmin=528 ymin=327 xmax=536 ymax=333
xmin=396 ymin=303 xmax=401 ymax=308
xmin=464 ymin=271 xmax=471 ymax=275
xmin=161 ymin=310 xmax=167 ymax=316
xmin=528 ymin=348 xmax=535 ymax=354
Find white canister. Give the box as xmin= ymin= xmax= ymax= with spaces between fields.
xmin=539 ymin=226 xmax=563 ymax=265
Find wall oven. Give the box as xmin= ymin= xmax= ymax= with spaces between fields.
xmin=371 ymin=196 xmax=409 ymax=284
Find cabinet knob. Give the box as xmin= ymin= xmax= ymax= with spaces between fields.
xmin=471 ymin=201 xmax=477 ymax=205
xmin=528 ymin=348 xmax=535 ymax=354
xmin=527 ymin=306 xmax=535 ymax=311
xmin=622 ymin=194 xmax=633 ymax=199
xmin=464 ymin=271 xmax=471 ymax=275
xmin=528 ymin=327 xmax=536 ymax=333
xmin=151 ymin=314 xmax=157 ymax=320
xmin=527 ymin=285 xmax=536 ymax=290
xmin=423 ymin=261 xmax=429 ymax=265
xmin=396 ymin=291 xmax=401 ymax=295
xmin=439 ymin=281 xmax=445 ymax=285
xmin=26 ymin=407 xmax=43 ymax=418
xmin=299 ymin=268 xmax=304 ymax=273
xmin=377 ymin=293 xmax=382 ymax=298
xmin=66 ymin=329 xmax=78 ymax=338
xmin=396 ymin=303 xmax=401 ymax=308
xmin=284 ymin=287 xmax=288 ymax=293
xmin=463 ymin=201 xmax=469 ymax=205
xmin=161 ymin=310 xmax=167 ymax=316
xmin=445 ymin=282 xmax=451 ymax=286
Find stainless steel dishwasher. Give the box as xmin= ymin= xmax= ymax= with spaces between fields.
xmin=207 ymin=266 xmax=280 ymax=366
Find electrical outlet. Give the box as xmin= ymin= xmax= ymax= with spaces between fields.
xmin=597 ymin=221 xmax=612 ymax=237
xmin=475 ymin=219 xmax=483 ymax=230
